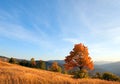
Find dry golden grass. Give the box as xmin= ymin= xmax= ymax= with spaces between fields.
xmin=0 ymin=61 xmax=120 ymax=84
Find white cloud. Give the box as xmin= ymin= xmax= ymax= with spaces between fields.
xmin=91 ymin=27 xmax=120 ymax=44
xmin=0 ymin=23 xmax=36 ymax=40
xmin=0 ymin=22 xmax=53 ymax=48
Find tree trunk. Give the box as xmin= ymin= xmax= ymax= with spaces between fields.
xmin=79 ymin=66 xmax=83 ymax=71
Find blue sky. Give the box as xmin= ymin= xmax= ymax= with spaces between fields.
xmin=0 ymin=0 xmax=120 ymax=61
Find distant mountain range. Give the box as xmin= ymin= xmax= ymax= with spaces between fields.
xmin=97 ymin=62 xmax=120 ymax=76
xmin=0 ymin=56 xmax=120 ymax=76
xmin=94 ymin=61 xmax=113 ymax=65
xmin=47 ymin=60 xmax=65 ymax=65
xmin=48 ymin=60 xmax=120 ymax=76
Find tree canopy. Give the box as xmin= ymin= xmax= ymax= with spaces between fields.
xmin=64 ymin=43 xmax=94 ymax=71
xmin=50 ymin=62 xmax=61 ymax=72
xmin=39 ymin=60 xmax=46 ymax=70
xmin=9 ymin=57 xmax=16 ymax=64
xmin=30 ymin=58 xmax=36 ymax=67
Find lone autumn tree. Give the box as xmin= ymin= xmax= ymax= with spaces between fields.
xmin=64 ymin=43 xmax=94 ymax=71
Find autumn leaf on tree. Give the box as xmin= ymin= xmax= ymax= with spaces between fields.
xmin=50 ymin=62 xmax=62 ymax=72
xmin=64 ymin=43 xmax=94 ymax=71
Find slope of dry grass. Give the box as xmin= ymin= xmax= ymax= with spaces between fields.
xmin=0 ymin=61 xmax=120 ymax=84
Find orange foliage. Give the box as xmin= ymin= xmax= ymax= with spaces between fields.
xmin=64 ymin=43 xmax=94 ymax=70
xmin=50 ymin=62 xmax=60 ymax=72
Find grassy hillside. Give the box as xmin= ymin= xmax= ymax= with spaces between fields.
xmin=0 ymin=61 xmax=120 ymax=84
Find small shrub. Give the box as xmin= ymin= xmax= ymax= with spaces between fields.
xmin=73 ymin=69 xmax=89 ymax=78
xmin=19 ymin=60 xmax=30 ymax=67
xmin=102 ymin=72 xmax=120 ymax=81
xmin=9 ymin=57 xmax=16 ymax=64
xmin=62 ymin=69 xmax=68 ymax=74
xmin=50 ymin=62 xmax=62 ymax=72
xmin=93 ymin=72 xmax=102 ymax=79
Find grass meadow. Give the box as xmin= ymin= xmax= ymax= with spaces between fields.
xmin=0 ymin=61 xmax=120 ymax=84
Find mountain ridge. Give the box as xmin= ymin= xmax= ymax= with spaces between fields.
xmin=0 ymin=56 xmax=120 ymax=76
xmin=0 ymin=61 xmax=119 ymax=84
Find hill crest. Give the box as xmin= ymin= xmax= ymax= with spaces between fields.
xmin=0 ymin=61 xmax=120 ymax=84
